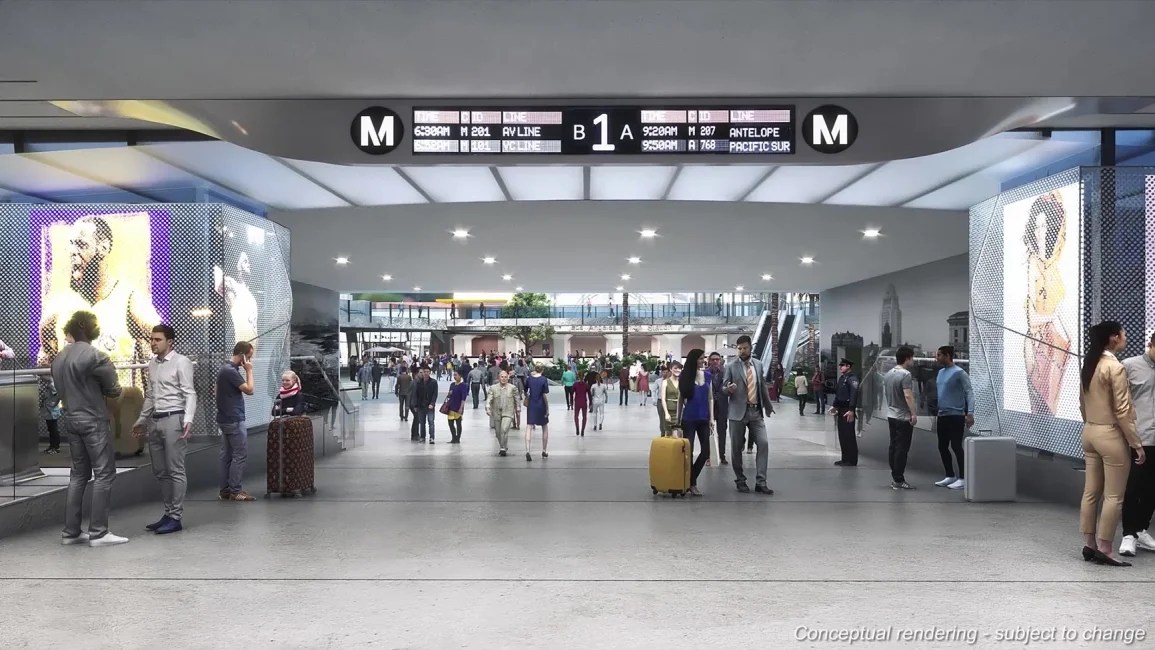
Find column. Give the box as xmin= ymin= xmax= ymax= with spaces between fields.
xmin=604 ymin=333 xmax=623 ymax=356
xmin=451 ymin=334 xmax=476 ymax=356
xmin=501 ymin=336 xmax=520 ymax=354
xmin=660 ymin=334 xmax=682 ymax=358
xmin=551 ymin=333 xmax=572 ymax=359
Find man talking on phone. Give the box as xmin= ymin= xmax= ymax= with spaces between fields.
xmin=723 ymin=335 xmax=775 ymax=494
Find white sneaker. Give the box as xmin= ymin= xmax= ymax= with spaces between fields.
xmin=88 ymin=532 xmax=129 ymax=548
xmin=1120 ymin=535 xmax=1138 ymax=557
xmin=1136 ymin=530 xmax=1155 ymax=552
xmin=935 ymin=476 xmax=957 ymax=487
xmin=61 ymin=533 xmax=90 ymax=546
xmin=947 ymin=479 xmax=966 ymax=490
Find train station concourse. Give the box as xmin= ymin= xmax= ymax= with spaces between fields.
xmin=3 ymin=1 xmax=1155 ymax=648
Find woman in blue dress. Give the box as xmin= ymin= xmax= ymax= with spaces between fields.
xmin=524 ymin=363 xmax=551 ymax=462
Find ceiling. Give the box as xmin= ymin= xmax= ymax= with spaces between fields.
xmin=0 ymin=131 xmax=1104 ymax=208
xmin=3 ymin=0 xmax=1155 ymax=102
xmin=271 ymin=201 xmax=967 ymax=294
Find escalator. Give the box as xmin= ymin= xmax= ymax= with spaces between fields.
xmin=750 ymin=310 xmax=772 ymax=361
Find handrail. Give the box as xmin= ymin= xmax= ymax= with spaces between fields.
xmin=290 ymin=354 xmax=356 ymax=415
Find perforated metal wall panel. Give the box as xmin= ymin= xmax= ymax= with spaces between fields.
xmin=0 ymin=203 xmax=290 ymax=434
xmin=970 ymin=169 xmax=1085 ymax=458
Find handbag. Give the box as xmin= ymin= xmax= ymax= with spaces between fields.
xmin=439 ymin=398 xmax=451 ymax=415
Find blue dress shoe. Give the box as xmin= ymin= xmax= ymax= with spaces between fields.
xmin=154 ymin=519 xmax=183 ymax=535
xmin=146 ymin=515 xmax=172 ymax=532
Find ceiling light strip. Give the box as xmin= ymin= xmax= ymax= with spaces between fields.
xmin=490 ymin=166 xmax=512 ymax=201
xmin=21 ymin=152 xmax=165 ymax=203
xmin=897 ymin=140 xmax=1051 ymax=207
xmin=660 ymin=165 xmax=683 ymax=200
xmin=134 ymin=146 xmax=256 ymax=201
xmin=737 ymin=166 xmax=779 ymax=201
xmin=814 ymin=162 xmax=886 ymax=204
xmin=270 ymin=157 xmax=355 ymax=206
xmin=392 ymin=167 xmax=436 ymax=203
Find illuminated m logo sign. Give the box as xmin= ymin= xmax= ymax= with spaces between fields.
xmin=811 ymin=114 xmax=849 ymax=146
xmin=803 ymin=105 xmax=857 ymax=154
xmin=360 ymin=114 xmax=395 ymax=148
xmin=351 ymin=107 xmax=404 ymax=155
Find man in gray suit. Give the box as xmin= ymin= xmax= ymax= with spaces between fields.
xmin=722 ymin=334 xmax=775 ymax=494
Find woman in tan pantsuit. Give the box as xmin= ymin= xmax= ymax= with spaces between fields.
xmin=1079 ymin=321 xmax=1147 ymax=566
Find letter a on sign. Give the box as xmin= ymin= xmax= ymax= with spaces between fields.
xmin=802 ymin=105 xmax=858 ymax=154
xmin=352 ymin=107 xmax=405 ymax=155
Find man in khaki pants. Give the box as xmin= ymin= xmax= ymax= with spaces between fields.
xmin=487 ymin=370 xmax=519 ymax=456
xmin=133 ymin=324 xmax=197 ymax=535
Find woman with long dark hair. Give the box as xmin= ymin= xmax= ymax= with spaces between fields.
xmin=1079 ymin=321 xmax=1146 ymax=566
xmin=679 ymin=348 xmax=714 ymax=496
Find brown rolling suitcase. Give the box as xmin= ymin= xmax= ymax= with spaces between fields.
xmin=266 ymin=416 xmax=316 ymax=498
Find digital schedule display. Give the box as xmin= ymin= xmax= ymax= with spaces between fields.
xmin=411 ymin=106 xmax=795 ymax=155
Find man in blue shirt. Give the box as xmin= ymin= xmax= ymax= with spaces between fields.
xmin=217 ymin=341 xmax=255 ymax=501
xmin=935 ymin=345 xmax=973 ymax=490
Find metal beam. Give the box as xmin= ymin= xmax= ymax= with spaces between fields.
xmin=393 ymin=167 xmax=436 ymax=203
xmin=582 ymin=166 xmax=591 ymax=200
xmin=490 ymin=166 xmax=512 ymax=201
xmin=660 ymin=165 xmax=682 ymax=200
xmin=814 ymin=162 xmax=886 ymax=204
xmin=736 ymin=166 xmax=779 ymax=201
xmin=269 ymin=157 xmax=354 ymax=206
xmin=21 ymin=152 xmax=165 ymax=203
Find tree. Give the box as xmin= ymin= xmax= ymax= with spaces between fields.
xmin=498 ymin=292 xmax=555 ymax=353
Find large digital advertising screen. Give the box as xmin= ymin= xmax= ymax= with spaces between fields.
xmin=30 ymin=208 xmax=172 ymax=367
xmin=1001 ymin=184 xmax=1082 ymax=421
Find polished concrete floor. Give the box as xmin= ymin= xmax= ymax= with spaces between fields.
xmin=2 ymin=383 xmax=1154 ymax=649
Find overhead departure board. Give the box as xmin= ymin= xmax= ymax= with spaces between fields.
xmin=411 ymin=106 xmax=795 ymax=155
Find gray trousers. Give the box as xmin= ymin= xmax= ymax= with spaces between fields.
xmin=148 ymin=416 xmax=188 ymax=520
xmin=219 ymin=421 xmax=248 ymax=494
xmin=730 ymin=406 xmax=769 ymax=486
xmin=494 ymin=412 xmax=513 ymax=450
xmin=62 ymin=416 xmax=117 ymax=538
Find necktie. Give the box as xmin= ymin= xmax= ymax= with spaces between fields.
xmin=746 ymin=363 xmax=756 ymax=404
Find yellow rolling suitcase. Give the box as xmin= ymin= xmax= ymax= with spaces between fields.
xmin=649 ymin=435 xmax=690 ymax=497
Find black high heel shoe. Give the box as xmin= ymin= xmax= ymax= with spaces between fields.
xmin=1092 ymin=550 xmax=1132 ymax=567
xmin=1082 ymin=546 xmax=1096 ymax=561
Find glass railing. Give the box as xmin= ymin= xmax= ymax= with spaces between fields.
xmin=341 ymin=300 xmax=767 ymax=329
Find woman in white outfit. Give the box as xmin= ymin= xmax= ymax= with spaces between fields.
xmin=589 ymin=371 xmax=609 ymax=431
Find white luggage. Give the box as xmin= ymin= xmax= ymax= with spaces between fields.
xmin=963 ymin=435 xmax=1017 ymax=502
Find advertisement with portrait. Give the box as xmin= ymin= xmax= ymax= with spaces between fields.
xmin=30 ymin=208 xmax=172 ymax=384
xmin=1001 ymin=183 xmax=1082 ymax=422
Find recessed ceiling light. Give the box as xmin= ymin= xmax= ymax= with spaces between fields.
xmin=452 ymin=228 xmax=470 ymax=239
xmin=515 ymin=286 xmax=523 ymax=291
xmin=620 ymin=273 xmax=631 ymax=281
xmin=482 ymin=256 xmax=497 ymax=265
xmin=627 ymin=256 xmax=642 ymax=265
xmin=639 ymin=228 xmax=658 ymax=239
xmin=413 ymin=286 xmax=421 ymax=291
xmin=761 ymin=274 xmax=773 ymax=281
xmin=502 ymin=274 xmax=513 ymax=281
xmin=862 ymin=228 xmax=881 ymax=239
xmin=335 ymin=256 xmax=349 ymax=265
xmin=382 ymin=274 xmax=392 ymax=281
xmin=735 ymin=286 xmax=744 ymax=291
xmin=800 ymin=256 xmax=815 ymax=265
xmin=615 ymin=285 xmax=625 ymax=291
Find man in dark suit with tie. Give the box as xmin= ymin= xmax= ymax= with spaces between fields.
xmin=722 ymin=335 xmax=775 ymax=494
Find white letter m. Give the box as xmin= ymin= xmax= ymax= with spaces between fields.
xmin=360 ymin=115 xmax=395 ymax=147
xmin=812 ymin=114 xmax=848 ymax=145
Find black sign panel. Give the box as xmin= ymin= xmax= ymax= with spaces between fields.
xmin=411 ymin=106 xmax=795 ymax=155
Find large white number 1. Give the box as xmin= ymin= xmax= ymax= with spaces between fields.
xmin=592 ymin=113 xmax=615 ymax=151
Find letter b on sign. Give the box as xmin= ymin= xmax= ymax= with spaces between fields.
xmin=352 ymin=107 xmax=404 ymax=155
xmin=803 ymin=105 xmax=857 ymax=154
